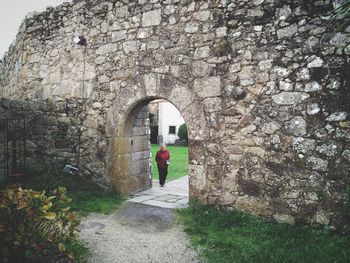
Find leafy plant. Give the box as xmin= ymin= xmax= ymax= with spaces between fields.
xmin=177 ymin=123 xmax=188 ymax=142
xmin=0 ymin=187 xmax=81 ymax=262
xmin=331 ymin=0 xmax=350 ymax=32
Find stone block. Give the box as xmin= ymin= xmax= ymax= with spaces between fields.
xmin=261 ymin=121 xmax=281 ymax=134
xmin=292 ymin=137 xmax=316 ymax=154
xmin=185 ymin=22 xmax=199 ymax=33
xmin=277 ymin=24 xmax=297 ymax=39
xmin=131 ymin=150 xmax=150 ymax=161
xmin=272 ymin=92 xmax=308 ymax=105
xmin=307 ymin=103 xmax=320 ymax=115
xmin=188 ymin=140 xmax=206 ymax=165
xmin=143 ymin=73 xmax=157 ymax=96
xmin=258 ymin=59 xmax=273 ymax=71
xmin=235 ymin=196 xmax=270 ymax=216
xmin=189 ymin=165 xmax=206 ymax=192
xmin=273 ymin=214 xmax=295 ymax=224
xmin=193 ymin=10 xmax=210 ymax=21
xmin=114 ymin=5 xmax=129 ymax=18
xmin=307 ymin=56 xmax=324 ymax=68
xmin=122 ymin=41 xmax=140 ymax=54
xmin=192 ymin=61 xmax=210 ymax=77
xmin=285 ymin=116 xmax=307 ymax=136
xmin=193 ymin=76 xmax=221 ymax=98
xmin=128 ymin=195 xmax=154 ymax=203
xmin=271 ymin=66 xmax=291 ymax=80
xmin=326 ymin=112 xmax=348 ymax=122
xmin=245 ymin=147 xmax=266 ymax=158
xmin=203 ymin=97 xmax=222 ymax=113
xmin=137 ymin=28 xmax=153 ymax=39
xmin=194 ymin=46 xmax=210 ymax=59
xmin=307 ymin=157 xmax=328 ymax=172
xmin=142 ymin=200 xmax=178 ymax=209
xmin=142 ymin=9 xmax=162 ymax=27
xmin=112 ymin=30 xmax=127 ymax=42
xmin=168 ymin=83 xmax=195 ymax=112
xmin=96 ymin=43 xmax=117 ymax=55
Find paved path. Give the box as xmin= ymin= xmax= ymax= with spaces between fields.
xmin=127 ymin=176 xmax=189 ymax=209
xmin=79 ymin=201 xmax=202 ymax=263
xmin=78 ymin=176 xmax=200 ymax=263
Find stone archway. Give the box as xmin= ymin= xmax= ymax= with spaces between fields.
xmin=105 ymin=74 xmax=209 ymax=198
xmin=2 ymin=0 xmax=348 ymax=224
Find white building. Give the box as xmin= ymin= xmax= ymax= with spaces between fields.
xmin=149 ymin=100 xmax=185 ymax=145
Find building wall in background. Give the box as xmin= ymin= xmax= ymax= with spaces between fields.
xmin=158 ymin=101 xmax=185 ymax=145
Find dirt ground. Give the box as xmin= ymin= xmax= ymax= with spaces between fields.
xmin=78 ymin=202 xmax=203 ymax=263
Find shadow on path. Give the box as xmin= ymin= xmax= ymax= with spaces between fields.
xmin=128 ymin=175 xmax=189 ymax=209
xmin=79 ymin=196 xmax=202 ymax=263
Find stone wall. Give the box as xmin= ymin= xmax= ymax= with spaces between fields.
xmin=0 ymin=0 xmax=349 ymax=225
xmin=0 ymin=98 xmax=81 ymax=170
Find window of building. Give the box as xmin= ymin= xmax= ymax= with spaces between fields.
xmin=169 ymin=126 xmax=176 ymax=134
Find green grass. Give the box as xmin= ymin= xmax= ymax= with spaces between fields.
xmin=151 ymin=145 xmax=188 ymax=181
xmin=22 ymin=167 xmax=123 ymax=216
xmin=177 ymin=203 xmax=350 ymax=263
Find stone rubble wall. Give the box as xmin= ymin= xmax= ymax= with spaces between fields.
xmin=0 ymin=0 xmax=349 ymax=225
xmin=0 ymin=98 xmax=81 ymax=170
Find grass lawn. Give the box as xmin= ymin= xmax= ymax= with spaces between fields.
xmin=22 ymin=167 xmax=123 ymax=217
xmin=177 ymin=203 xmax=350 ymax=263
xmin=151 ymin=144 xmax=188 ymax=181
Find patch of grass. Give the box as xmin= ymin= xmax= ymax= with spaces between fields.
xmin=177 ymin=203 xmax=350 ymax=263
xmin=151 ymin=144 xmax=188 ymax=181
xmin=23 ymin=167 xmax=123 ymax=216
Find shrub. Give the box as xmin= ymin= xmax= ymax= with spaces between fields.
xmin=0 ymin=187 xmax=81 ymax=262
xmin=177 ymin=123 xmax=188 ymax=142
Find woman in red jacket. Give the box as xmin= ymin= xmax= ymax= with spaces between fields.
xmin=155 ymin=143 xmax=170 ymax=187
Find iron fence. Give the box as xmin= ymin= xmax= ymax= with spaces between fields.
xmin=0 ymin=119 xmax=27 ymax=183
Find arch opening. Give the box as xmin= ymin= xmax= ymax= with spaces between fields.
xmin=114 ymin=97 xmax=190 ymax=197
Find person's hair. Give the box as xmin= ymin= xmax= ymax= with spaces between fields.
xmin=160 ymin=143 xmax=166 ymax=147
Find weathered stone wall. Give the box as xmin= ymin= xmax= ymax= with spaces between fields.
xmin=0 ymin=98 xmax=81 ymax=169
xmin=0 ymin=0 xmax=349 ymax=225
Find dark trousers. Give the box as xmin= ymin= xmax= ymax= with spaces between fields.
xmin=158 ymin=166 xmax=168 ymax=186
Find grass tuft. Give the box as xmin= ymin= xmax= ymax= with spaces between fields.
xmin=22 ymin=167 xmax=123 ymax=216
xmin=177 ymin=202 xmax=350 ymax=263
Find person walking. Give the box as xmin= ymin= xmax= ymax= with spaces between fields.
xmin=155 ymin=143 xmax=170 ymax=187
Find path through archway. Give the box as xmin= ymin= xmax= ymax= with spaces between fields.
xmin=117 ymin=97 xmax=190 ymax=207
xmin=105 ymin=74 xmax=209 ymax=204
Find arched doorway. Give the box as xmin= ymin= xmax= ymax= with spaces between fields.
xmin=105 ymin=75 xmax=209 ymax=200
xmin=112 ymin=97 xmax=188 ymax=195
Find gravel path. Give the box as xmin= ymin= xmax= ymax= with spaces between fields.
xmin=78 ymin=202 xmax=203 ymax=263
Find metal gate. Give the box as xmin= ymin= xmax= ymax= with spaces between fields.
xmin=0 ymin=119 xmax=26 ymax=184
